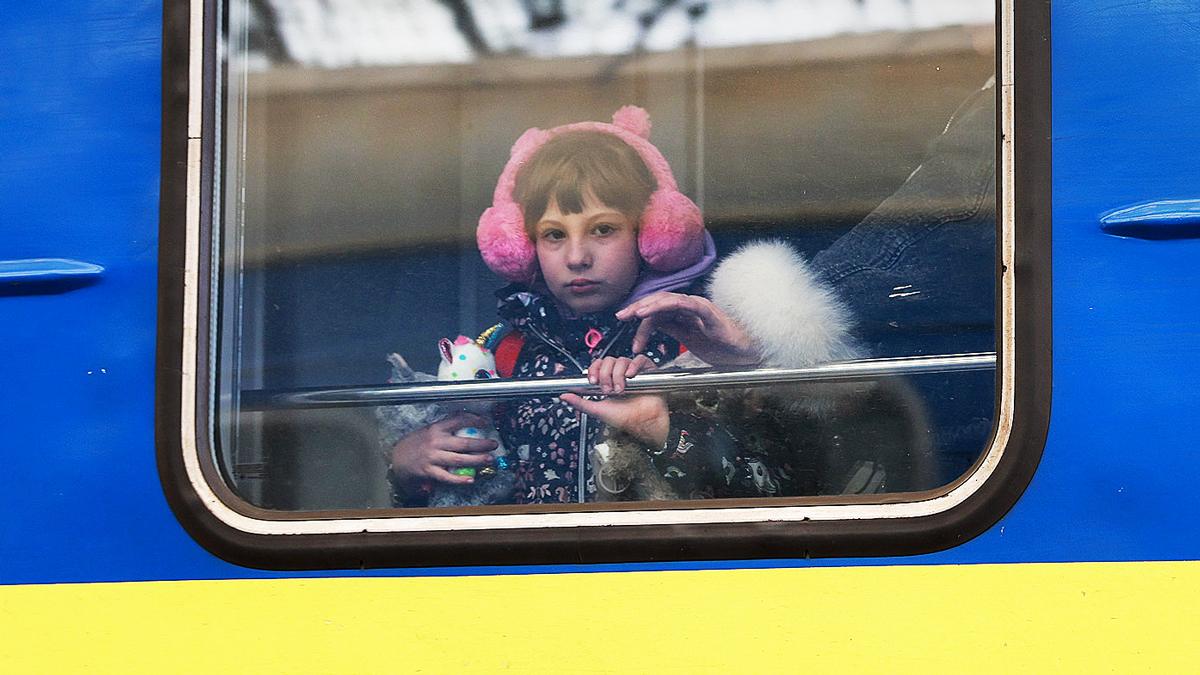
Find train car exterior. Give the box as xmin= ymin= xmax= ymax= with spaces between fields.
xmin=3 ymin=0 xmax=1200 ymax=671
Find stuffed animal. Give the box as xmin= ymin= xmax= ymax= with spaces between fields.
xmin=376 ymin=336 xmax=515 ymax=508
xmin=587 ymin=351 xmax=702 ymax=502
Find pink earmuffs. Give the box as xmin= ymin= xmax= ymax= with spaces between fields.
xmin=477 ymin=106 xmax=706 ymax=283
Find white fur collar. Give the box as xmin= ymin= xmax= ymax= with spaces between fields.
xmin=707 ymin=240 xmax=860 ymax=367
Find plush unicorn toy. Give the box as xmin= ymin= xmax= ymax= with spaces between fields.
xmin=376 ymin=336 xmax=514 ymax=507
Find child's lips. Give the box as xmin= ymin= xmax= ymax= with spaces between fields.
xmin=566 ymin=279 xmax=600 ymax=293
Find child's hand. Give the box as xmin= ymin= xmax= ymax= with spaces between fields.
xmin=616 ymin=292 xmax=760 ymax=367
xmin=587 ymin=354 xmax=655 ymax=395
xmin=560 ymin=393 xmax=670 ymax=448
xmin=389 ymin=413 xmax=498 ymax=486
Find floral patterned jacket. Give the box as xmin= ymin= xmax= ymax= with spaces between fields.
xmin=492 ymin=285 xmax=854 ymax=505
xmin=492 ymin=285 xmax=677 ymax=504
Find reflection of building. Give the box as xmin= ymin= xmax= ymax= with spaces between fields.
xmin=246 ymin=0 xmax=993 ymax=69
xmin=235 ymin=14 xmax=994 ymax=261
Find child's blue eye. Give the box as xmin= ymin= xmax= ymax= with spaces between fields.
xmin=594 ymin=223 xmax=616 ymax=235
xmin=541 ymin=229 xmax=565 ymax=241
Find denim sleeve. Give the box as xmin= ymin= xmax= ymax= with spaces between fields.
xmin=810 ymin=80 xmax=998 ymax=486
xmin=812 ymin=80 xmax=997 ymax=360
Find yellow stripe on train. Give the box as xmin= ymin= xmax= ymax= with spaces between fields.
xmin=2 ymin=561 xmax=1197 ymax=673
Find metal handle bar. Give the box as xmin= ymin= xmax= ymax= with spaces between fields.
xmin=239 ymin=352 xmax=996 ymax=411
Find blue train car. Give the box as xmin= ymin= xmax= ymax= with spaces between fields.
xmin=3 ymin=0 xmax=1199 ymax=670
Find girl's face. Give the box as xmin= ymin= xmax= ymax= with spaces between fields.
xmin=533 ymin=191 xmax=641 ymax=315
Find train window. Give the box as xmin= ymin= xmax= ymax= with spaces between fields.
xmin=159 ymin=0 xmax=1050 ymax=567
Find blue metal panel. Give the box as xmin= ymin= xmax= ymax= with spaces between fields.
xmin=0 ymin=1 xmax=231 ymax=584
xmin=941 ymin=0 xmax=1200 ymax=564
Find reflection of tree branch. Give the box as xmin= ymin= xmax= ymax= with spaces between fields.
xmin=598 ymin=0 xmax=707 ymax=81
xmin=638 ymin=0 xmax=684 ymax=31
xmin=439 ymin=0 xmax=491 ymax=55
xmin=248 ymin=0 xmax=292 ymax=64
xmin=524 ymin=0 xmax=566 ymax=30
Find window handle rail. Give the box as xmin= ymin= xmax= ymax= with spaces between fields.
xmin=240 ymin=352 xmax=996 ymax=411
xmin=0 ymin=258 xmax=104 ymax=296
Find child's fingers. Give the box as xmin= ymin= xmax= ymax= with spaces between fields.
xmin=587 ymin=359 xmax=602 ymax=385
xmin=443 ymin=436 xmax=499 ymax=454
xmin=609 ymin=357 xmax=631 ymax=394
xmin=626 ymin=292 xmax=689 ymax=319
xmin=622 ymin=293 xmax=685 ymax=351
xmin=559 ymin=393 xmax=607 ymax=423
xmin=616 ymin=291 xmax=684 ymax=321
xmin=433 ymin=449 xmax=495 ymax=467
xmin=627 ymin=354 xmax=654 ymax=378
xmin=596 ymin=357 xmax=618 ymax=394
xmin=628 ymin=295 xmax=706 ymax=349
xmin=636 ymin=294 xmax=718 ymax=331
xmin=426 ymin=465 xmax=476 ymax=485
xmin=614 ymin=299 xmax=642 ymax=321
xmin=631 ymin=316 xmax=659 ymax=354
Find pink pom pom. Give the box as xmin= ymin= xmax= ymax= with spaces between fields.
xmin=612 ymin=105 xmax=652 ymax=139
xmin=478 ymin=202 xmax=536 ymax=282
xmin=478 ymin=106 xmax=710 ymax=281
xmin=639 ymin=190 xmax=704 ymax=271
xmin=453 ymin=335 xmax=472 ymax=345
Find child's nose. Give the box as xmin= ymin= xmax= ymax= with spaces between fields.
xmin=566 ymin=239 xmax=592 ymax=269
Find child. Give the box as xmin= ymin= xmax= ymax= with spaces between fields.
xmin=387 ymin=106 xmax=883 ymax=506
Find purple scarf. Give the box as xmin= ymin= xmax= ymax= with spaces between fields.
xmin=622 ymin=231 xmax=717 ymax=307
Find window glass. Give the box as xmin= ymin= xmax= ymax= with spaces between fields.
xmin=217 ymin=0 xmax=997 ymax=512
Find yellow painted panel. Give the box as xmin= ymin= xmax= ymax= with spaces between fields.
xmin=2 ymin=561 xmax=1197 ymax=673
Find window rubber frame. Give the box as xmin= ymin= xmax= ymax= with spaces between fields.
xmin=156 ymin=0 xmax=1051 ymax=570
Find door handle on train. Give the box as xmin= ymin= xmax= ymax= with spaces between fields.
xmin=1100 ymin=199 xmax=1200 ymax=240
xmin=0 ymin=258 xmax=104 ymax=296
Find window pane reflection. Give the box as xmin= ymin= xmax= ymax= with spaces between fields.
xmin=217 ymin=0 xmax=997 ymax=511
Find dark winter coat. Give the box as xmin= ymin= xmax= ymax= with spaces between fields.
xmin=387 ymin=240 xmax=935 ymax=506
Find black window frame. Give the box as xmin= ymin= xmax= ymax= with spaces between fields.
xmin=156 ymin=0 xmax=1051 ymax=569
